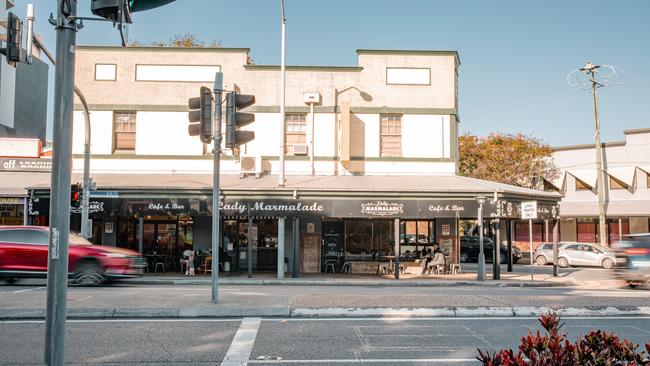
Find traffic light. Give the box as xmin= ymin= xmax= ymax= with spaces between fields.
xmin=187 ymin=86 xmax=213 ymax=144
xmin=225 ymin=92 xmax=256 ymax=149
xmin=1 ymin=12 xmax=22 ymax=66
xmin=91 ymin=0 xmax=176 ymax=23
xmin=70 ymin=183 xmax=81 ymax=209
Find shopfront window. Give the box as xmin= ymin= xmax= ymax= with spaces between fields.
xmin=344 ymin=220 xmax=394 ymax=258
xmin=515 ymin=222 xmax=544 ymax=242
xmin=402 ymin=220 xmax=435 ymax=259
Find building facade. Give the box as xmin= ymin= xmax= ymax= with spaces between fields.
xmin=27 ymin=46 xmax=559 ymax=276
xmin=549 ymin=128 xmax=650 ymax=245
xmin=1 ymin=1 xmax=50 ymax=225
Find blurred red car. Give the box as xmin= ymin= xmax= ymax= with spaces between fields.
xmin=0 ymin=226 xmax=144 ymax=285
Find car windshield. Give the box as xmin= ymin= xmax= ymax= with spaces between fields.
xmin=69 ymin=232 xmax=93 ymax=245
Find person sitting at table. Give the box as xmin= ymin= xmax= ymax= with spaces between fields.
xmin=428 ymin=247 xmax=446 ymax=275
xmin=420 ymin=249 xmax=432 ymax=275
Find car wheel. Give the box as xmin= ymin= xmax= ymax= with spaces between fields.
xmin=460 ymin=253 xmax=469 ymax=263
xmin=535 ymin=255 xmax=547 ymax=266
xmin=558 ymin=257 xmax=569 ymax=268
xmin=499 ymin=254 xmax=507 ymax=264
xmin=74 ymin=262 xmax=105 ymax=286
xmin=601 ymin=258 xmax=614 ymax=269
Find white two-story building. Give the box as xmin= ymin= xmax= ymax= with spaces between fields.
xmin=27 ymin=46 xmax=559 ymax=276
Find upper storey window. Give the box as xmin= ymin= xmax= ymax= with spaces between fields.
xmin=380 ymin=114 xmax=402 ymax=157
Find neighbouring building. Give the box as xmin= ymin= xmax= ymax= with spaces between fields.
xmin=1 ymin=1 xmax=51 ymax=225
xmin=547 ymin=128 xmax=650 ymax=245
xmin=26 ymin=45 xmax=560 ymax=276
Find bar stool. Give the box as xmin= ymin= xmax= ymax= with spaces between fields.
xmin=448 ymin=263 xmax=462 ymax=274
xmin=325 ymin=262 xmax=336 ymax=273
xmin=340 ymin=262 xmax=352 ymax=273
xmin=154 ymin=261 xmax=166 ymax=272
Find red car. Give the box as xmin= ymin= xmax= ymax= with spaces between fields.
xmin=0 ymin=226 xmax=144 ymax=285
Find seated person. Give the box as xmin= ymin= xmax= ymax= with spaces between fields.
xmin=427 ymin=248 xmax=446 ymax=274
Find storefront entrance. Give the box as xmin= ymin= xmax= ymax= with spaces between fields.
xmin=116 ymin=216 xmax=188 ymax=272
xmin=223 ymin=218 xmax=279 ymax=273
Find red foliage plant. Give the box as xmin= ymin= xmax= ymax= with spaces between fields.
xmin=477 ymin=313 xmax=650 ymax=365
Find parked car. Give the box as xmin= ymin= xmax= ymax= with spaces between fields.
xmin=534 ymin=242 xmax=569 ymax=265
xmin=0 ymin=226 xmax=144 ymax=285
xmin=556 ymin=243 xmax=616 ymax=269
xmin=613 ymin=233 xmax=650 ymax=288
xmin=460 ymin=236 xmax=521 ymax=264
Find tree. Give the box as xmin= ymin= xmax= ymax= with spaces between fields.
xmin=458 ymin=133 xmax=559 ymax=189
xmin=127 ymin=33 xmax=220 ymax=48
xmin=126 ymin=34 xmax=253 ymax=64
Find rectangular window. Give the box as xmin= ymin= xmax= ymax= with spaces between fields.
xmin=577 ymin=221 xmax=597 ymax=243
xmin=386 ymin=67 xmax=431 ymax=85
xmin=114 ymin=112 xmax=136 ymax=153
xmin=285 ymin=114 xmax=306 ymax=154
xmin=135 ymin=65 xmax=221 ymax=82
xmin=515 ymin=222 xmax=544 ymax=242
xmin=380 ymin=115 xmax=402 ymax=157
xmin=609 ymin=176 xmax=627 ymax=190
xmin=95 ymin=64 xmax=116 ymax=81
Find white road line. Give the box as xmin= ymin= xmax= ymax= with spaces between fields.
xmin=0 ymin=318 xmax=241 ymax=324
xmin=247 ymin=359 xmax=478 ymax=364
xmin=222 ymin=317 xmax=262 ymax=366
xmin=13 ymin=286 xmax=46 ymax=293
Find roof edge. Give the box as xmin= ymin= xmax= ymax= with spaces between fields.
xmin=76 ymin=45 xmax=250 ymax=53
xmin=356 ymin=49 xmax=460 ymax=65
xmin=552 ymin=141 xmax=626 ymax=152
xmin=624 ymin=128 xmax=650 ymax=135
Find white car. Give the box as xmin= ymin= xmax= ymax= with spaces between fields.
xmin=557 ymin=243 xmax=616 ymax=269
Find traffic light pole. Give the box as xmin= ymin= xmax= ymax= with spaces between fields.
xmin=211 ymin=72 xmax=223 ymax=304
xmin=45 ymin=1 xmax=78 ymax=365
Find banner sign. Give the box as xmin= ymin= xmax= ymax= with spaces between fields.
xmin=0 ymin=158 xmax=52 ymax=172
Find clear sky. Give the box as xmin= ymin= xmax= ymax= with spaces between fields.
xmin=13 ymin=0 xmax=650 ymax=146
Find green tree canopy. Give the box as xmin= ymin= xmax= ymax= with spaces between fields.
xmin=458 ymin=133 xmax=559 ymax=189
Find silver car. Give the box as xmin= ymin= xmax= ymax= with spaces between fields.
xmin=534 ymin=242 xmax=568 ymax=265
xmin=557 ymin=243 xmax=616 ymax=269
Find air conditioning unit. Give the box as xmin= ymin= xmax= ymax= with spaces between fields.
xmin=292 ymin=144 xmax=308 ymax=155
xmin=240 ymin=154 xmax=263 ymax=178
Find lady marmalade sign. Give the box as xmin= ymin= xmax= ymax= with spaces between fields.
xmin=218 ymin=198 xmax=559 ymax=219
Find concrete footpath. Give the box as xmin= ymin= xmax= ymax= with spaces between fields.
xmin=2 ymin=270 xmax=649 ymax=320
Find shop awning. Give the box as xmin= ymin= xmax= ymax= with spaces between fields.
xmin=0 ymin=172 xmax=51 ymax=196
xmin=606 ymin=167 xmax=636 ymax=187
xmin=567 ymin=169 xmax=598 ymax=188
xmin=27 ymin=173 xmax=560 ymax=200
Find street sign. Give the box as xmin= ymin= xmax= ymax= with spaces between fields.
xmin=89 ymin=191 xmax=119 ymax=198
xmin=521 ymin=201 xmax=538 ymax=220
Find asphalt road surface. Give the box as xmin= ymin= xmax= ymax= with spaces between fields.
xmin=2 ymin=317 xmax=650 ymax=365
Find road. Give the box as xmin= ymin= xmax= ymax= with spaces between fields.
xmin=2 ymin=317 xmax=649 ymax=365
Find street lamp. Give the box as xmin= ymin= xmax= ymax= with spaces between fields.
xmin=476 ymin=195 xmax=487 ymax=281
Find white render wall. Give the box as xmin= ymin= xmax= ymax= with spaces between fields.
xmin=71 ymin=47 xmax=459 ymax=176
xmin=552 ymin=129 xmax=650 ymax=218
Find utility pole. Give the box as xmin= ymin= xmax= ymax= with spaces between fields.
xmin=580 ymin=61 xmax=608 ymax=247
xmin=278 ymin=0 xmax=286 ymax=187
xmin=45 ymin=1 xmax=78 ymax=365
xmin=211 ymin=72 xmax=223 ymax=304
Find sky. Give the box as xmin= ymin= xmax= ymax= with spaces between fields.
xmin=12 ymin=0 xmax=650 ymax=147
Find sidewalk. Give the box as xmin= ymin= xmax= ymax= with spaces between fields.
xmin=129 ymin=270 xmax=574 ymax=287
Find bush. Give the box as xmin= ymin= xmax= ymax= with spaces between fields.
xmin=477 ymin=313 xmax=650 ymax=365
